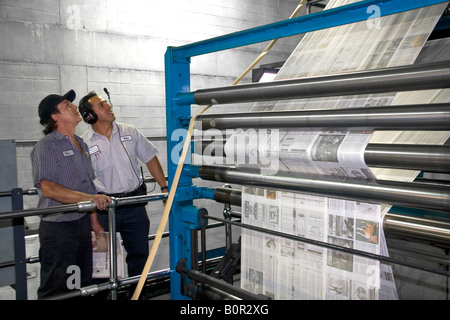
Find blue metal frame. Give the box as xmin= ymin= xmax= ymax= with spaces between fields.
xmin=164 ymin=0 xmax=447 ymax=300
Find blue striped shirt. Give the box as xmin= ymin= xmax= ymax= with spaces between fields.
xmin=30 ymin=130 xmax=98 ymax=222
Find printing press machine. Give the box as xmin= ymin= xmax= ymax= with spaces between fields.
xmin=1 ymin=0 xmax=450 ymax=300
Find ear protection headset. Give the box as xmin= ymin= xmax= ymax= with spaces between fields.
xmin=81 ymin=108 xmax=98 ymax=124
xmin=79 ymin=92 xmax=99 ymax=124
xmin=80 ymin=89 xmax=112 ymax=124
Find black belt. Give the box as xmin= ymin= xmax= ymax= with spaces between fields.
xmin=100 ymin=182 xmax=147 ymax=198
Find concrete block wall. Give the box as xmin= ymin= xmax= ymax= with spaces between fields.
xmin=0 ymin=0 xmax=308 ymax=297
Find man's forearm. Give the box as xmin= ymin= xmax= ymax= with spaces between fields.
xmin=40 ymin=180 xmax=93 ymax=204
xmin=146 ymin=157 xmax=167 ymax=188
xmin=40 ymin=180 xmax=111 ymax=210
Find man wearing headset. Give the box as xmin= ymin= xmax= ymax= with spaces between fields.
xmin=78 ymin=91 xmax=167 ymax=283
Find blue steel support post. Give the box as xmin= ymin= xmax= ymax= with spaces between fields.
xmin=165 ymin=47 xmax=194 ymax=300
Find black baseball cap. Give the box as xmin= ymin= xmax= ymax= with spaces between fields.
xmin=38 ymin=89 xmax=76 ymax=124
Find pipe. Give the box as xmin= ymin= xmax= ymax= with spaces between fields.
xmin=177 ymin=61 xmax=450 ymax=105
xmin=0 ymin=193 xmax=167 ymax=300
xmin=114 ymin=193 xmax=167 ymax=206
xmin=0 ymin=203 xmax=88 ymax=220
xmin=197 ymin=284 xmax=240 ymax=300
xmin=196 ymin=103 xmax=450 ymax=130
xmin=176 ymin=262 xmax=270 ymax=300
xmin=364 ymin=144 xmax=450 ymax=173
xmin=214 ymin=187 xmax=243 ymax=207
xmin=0 ymin=193 xmax=168 ymax=221
xmin=383 ymin=213 xmax=450 ymax=244
xmin=43 ymin=268 xmax=172 ymax=300
xmin=107 ymin=200 xmax=119 ymax=300
xmin=193 ymin=165 xmax=450 ymax=213
xmin=0 ymin=188 xmax=38 ymax=197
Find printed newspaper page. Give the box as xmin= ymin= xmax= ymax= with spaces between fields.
xmin=224 ymin=129 xmax=375 ymax=179
xmin=241 ymin=188 xmax=398 ymax=300
xmin=237 ymin=129 xmax=397 ymax=300
xmin=238 ymin=0 xmax=447 ymax=301
xmin=91 ymin=231 xmax=125 ymax=278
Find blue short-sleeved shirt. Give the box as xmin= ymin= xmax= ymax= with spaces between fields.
xmin=30 ymin=130 xmax=98 ymax=222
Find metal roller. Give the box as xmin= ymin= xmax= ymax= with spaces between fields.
xmin=383 ymin=212 xmax=450 ymax=245
xmin=196 ymin=103 xmax=450 ymax=130
xmin=177 ymin=61 xmax=450 ymax=106
xmin=176 ymin=260 xmax=270 ymax=300
xmin=195 ymin=140 xmax=450 ymax=173
xmin=192 ymin=165 xmax=450 ymax=213
xmin=364 ymin=144 xmax=450 ymax=173
xmin=213 ymin=187 xmax=242 ymax=207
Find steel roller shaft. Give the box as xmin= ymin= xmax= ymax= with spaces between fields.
xmin=364 ymin=144 xmax=450 ymax=173
xmin=177 ymin=61 xmax=450 ymax=106
xmin=195 ymin=140 xmax=450 ymax=173
xmin=196 ymin=103 xmax=450 ymax=130
xmin=383 ymin=212 xmax=450 ymax=245
xmin=193 ymin=165 xmax=450 ymax=213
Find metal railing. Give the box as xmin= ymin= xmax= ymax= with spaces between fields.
xmin=0 ymin=192 xmax=167 ymax=300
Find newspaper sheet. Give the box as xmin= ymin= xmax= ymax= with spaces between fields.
xmin=238 ymin=0 xmax=448 ymax=300
xmin=224 ymin=129 xmax=374 ymax=179
xmin=251 ymin=0 xmax=447 ymax=113
xmin=91 ymin=231 xmax=125 ymax=279
xmin=240 ymin=188 xmax=396 ymax=300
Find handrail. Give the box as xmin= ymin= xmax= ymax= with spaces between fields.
xmin=0 ymin=192 xmax=167 ymax=300
xmin=0 ymin=193 xmax=167 ymax=221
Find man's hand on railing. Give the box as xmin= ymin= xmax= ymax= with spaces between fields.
xmin=89 ymin=194 xmax=112 ymax=211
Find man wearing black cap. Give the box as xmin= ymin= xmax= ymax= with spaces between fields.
xmin=30 ymin=90 xmax=112 ymax=299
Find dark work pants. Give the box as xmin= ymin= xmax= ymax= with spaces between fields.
xmin=97 ymin=205 xmax=150 ymax=277
xmin=38 ymin=214 xmax=93 ymax=299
